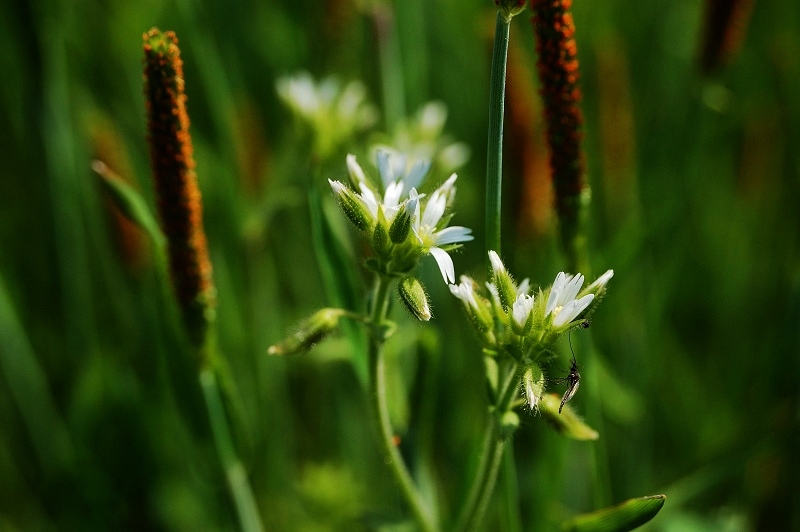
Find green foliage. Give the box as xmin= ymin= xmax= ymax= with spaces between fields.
xmin=1 ymin=0 xmax=799 ymax=530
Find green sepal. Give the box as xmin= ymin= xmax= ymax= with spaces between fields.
xmin=540 ymin=393 xmax=598 ymax=441
xmin=388 ymin=209 xmax=412 ymax=243
xmin=337 ymin=188 xmax=372 ymax=232
xmin=372 ymin=212 xmax=391 ymax=259
xmin=495 ymin=273 xmax=516 ymax=312
xmin=561 ymin=494 xmax=666 ymax=532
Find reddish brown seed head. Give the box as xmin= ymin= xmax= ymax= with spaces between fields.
xmin=143 ymin=28 xmax=215 ymax=347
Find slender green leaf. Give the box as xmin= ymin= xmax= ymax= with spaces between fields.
xmin=562 ymin=494 xmax=667 ymax=532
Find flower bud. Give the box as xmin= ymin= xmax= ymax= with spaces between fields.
xmin=346 ymin=153 xmax=368 ymax=187
xmin=488 ymin=251 xmax=516 ymax=311
xmin=581 ymin=269 xmax=614 ymax=297
xmin=450 ymin=276 xmax=494 ymax=333
xmin=329 ymin=179 xmax=372 ymax=232
xmin=495 ymin=0 xmax=526 ymax=22
xmin=268 ymin=308 xmax=345 ymax=356
xmin=372 ymin=211 xmax=391 ymax=259
xmin=523 ymin=364 xmax=545 ymax=412
xmin=389 ymin=198 xmax=414 ymax=244
xmin=511 ymin=293 xmax=535 ymax=336
xmin=398 ymin=277 xmax=431 ymax=321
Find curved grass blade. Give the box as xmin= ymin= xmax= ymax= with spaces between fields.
xmin=562 ymin=494 xmax=666 ymax=532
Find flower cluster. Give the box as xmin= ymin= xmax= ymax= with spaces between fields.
xmin=276 ymin=71 xmax=378 ymax=157
xmin=450 ymin=251 xmax=612 ymax=410
xmin=329 ymin=150 xmax=473 ymax=288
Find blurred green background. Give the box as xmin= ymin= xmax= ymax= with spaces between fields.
xmin=1 ymin=0 xmax=798 ymax=530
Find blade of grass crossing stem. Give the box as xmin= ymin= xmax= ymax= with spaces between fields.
xmin=309 ymin=188 xmax=367 ymax=386
xmin=93 ymin=161 xmax=166 ymax=251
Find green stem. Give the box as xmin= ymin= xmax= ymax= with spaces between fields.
xmin=368 ymin=276 xmax=436 ymax=532
xmin=485 ymin=12 xmax=511 ymax=255
xmin=501 ymin=445 xmax=523 ymax=532
xmin=458 ymin=360 xmax=519 ymax=531
xmin=200 ymin=366 xmax=264 ymax=532
xmin=455 ymin=414 xmax=497 ymax=530
xmin=374 ymin=3 xmax=406 ymax=131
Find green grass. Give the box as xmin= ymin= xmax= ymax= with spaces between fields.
xmin=0 ymin=0 xmax=798 ymax=530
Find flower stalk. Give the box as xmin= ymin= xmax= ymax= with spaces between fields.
xmin=368 ymin=275 xmax=436 ymax=532
xmin=143 ymin=29 xmax=263 ymax=532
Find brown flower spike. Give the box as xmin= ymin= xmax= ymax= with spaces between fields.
xmin=531 ymin=0 xmax=586 ymax=267
xmin=143 ymin=28 xmax=215 ymax=347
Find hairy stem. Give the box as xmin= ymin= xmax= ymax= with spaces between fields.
xmin=368 ymin=276 xmax=436 ymax=532
xmin=458 ymin=360 xmax=520 ymax=531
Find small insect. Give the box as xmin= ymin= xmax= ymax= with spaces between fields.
xmin=558 ymin=352 xmax=580 ymax=413
xmin=552 ymin=333 xmax=581 ymax=414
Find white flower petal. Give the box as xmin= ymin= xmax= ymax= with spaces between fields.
xmin=587 ymin=269 xmax=614 ymax=291
xmin=545 ymin=272 xmax=567 ymax=316
xmin=346 ymin=154 xmax=367 ymax=185
xmin=419 ymin=101 xmax=447 ymax=135
xmin=437 ymin=173 xmax=458 ymax=194
xmin=328 ymin=179 xmax=347 ymax=195
xmin=488 ymin=250 xmax=505 ymax=275
xmin=428 ymin=246 xmax=455 ymax=284
xmin=517 ymin=278 xmax=530 ymax=296
xmin=421 ymin=192 xmax=446 ymax=228
xmin=383 ymin=180 xmax=404 ymax=210
xmin=561 ymin=274 xmax=585 ymax=305
xmin=338 ymin=81 xmax=366 ymax=117
xmin=434 ymin=226 xmax=473 ymax=245
xmin=376 ymin=150 xmax=394 ymax=187
xmin=449 ymin=277 xmax=477 ymax=308
xmin=485 ymin=282 xmax=501 ymax=308
xmin=512 ymin=294 xmax=534 ymax=329
xmin=405 ymin=160 xmax=431 ymax=191
xmin=357 ymin=183 xmax=379 ymax=218
xmin=553 ymin=294 xmax=594 ymax=327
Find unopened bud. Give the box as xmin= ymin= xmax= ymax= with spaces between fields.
xmin=329 ymin=179 xmax=372 ymax=232
xmin=523 ymin=364 xmax=545 ymax=412
xmin=581 ymin=269 xmax=614 ymax=298
xmin=268 ymin=308 xmax=345 ymax=356
xmin=372 ymin=218 xmax=391 ymax=259
xmin=511 ymin=293 xmax=535 ymax=336
xmin=389 ymin=204 xmax=412 ymax=244
xmin=488 ymin=251 xmax=516 ymax=311
xmin=495 ymin=0 xmax=526 ymax=22
xmin=398 ymin=277 xmax=431 ymax=321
